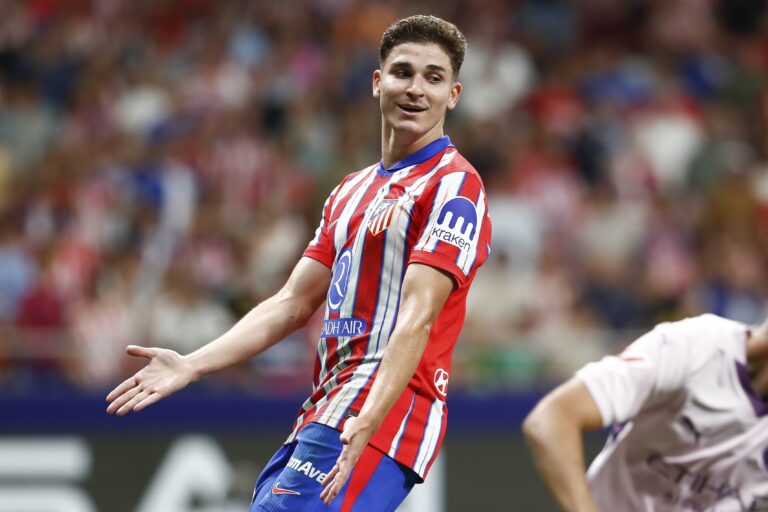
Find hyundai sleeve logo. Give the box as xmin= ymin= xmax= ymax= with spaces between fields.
xmin=434 ymin=368 xmax=449 ymax=396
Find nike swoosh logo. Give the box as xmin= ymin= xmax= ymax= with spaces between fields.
xmin=272 ymin=482 xmax=301 ymax=496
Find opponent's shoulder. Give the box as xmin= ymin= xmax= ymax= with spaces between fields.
xmin=655 ymin=313 xmax=747 ymax=361
xmin=658 ymin=313 xmax=745 ymax=340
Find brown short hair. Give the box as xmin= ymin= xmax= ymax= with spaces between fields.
xmin=379 ymin=15 xmax=467 ymax=79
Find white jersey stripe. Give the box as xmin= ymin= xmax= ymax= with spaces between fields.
xmin=324 ymin=155 xmax=460 ymax=421
xmin=366 ymin=167 xmax=412 ymax=358
xmin=448 ymin=173 xmax=468 ymax=266
xmin=315 ymin=170 xmax=378 ymax=388
xmin=334 ymin=172 xmax=394 ymax=339
xmin=456 ymin=188 xmax=486 ymax=274
xmin=321 ymin=168 xmax=415 ymax=423
xmin=407 ymin=149 xmax=457 ymax=196
xmin=316 ymin=154 xmax=456 ymax=424
xmin=388 ymin=392 xmax=417 ymax=459
xmin=419 ymin=184 xmax=443 ymax=254
xmin=309 ymin=183 xmax=341 ymax=247
xmin=320 ymin=210 xmax=388 ymax=421
xmin=414 ymin=172 xmax=466 ymax=253
xmin=401 ymin=150 xmax=458 ymax=212
xmin=315 ymin=307 xmax=331 ymax=392
xmin=367 ymin=153 xmax=456 ymax=359
xmin=330 ymin=165 xmax=377 ymax=219
xmin=372 ymin=212 xmax=411 ymax=358
xmin=317 ymin=361 xmax=379 ymax=427
xmin=293 ymin=141 xmax=491 ymax=481
xmin=333 ymin=169 xmax=377 ymax=252
xmin=414 ymin=399 xmax=445 ymax=475
xmin=287 ymin=389 xmax=336 ymax=443
xmin=296 ymin=148 xmax=477 ymax=459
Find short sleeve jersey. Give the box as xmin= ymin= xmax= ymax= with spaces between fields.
xmin=577 ymin=314 xmax=768 ymax=511
xmin=289 ymin=136 xmax=491 ymax=480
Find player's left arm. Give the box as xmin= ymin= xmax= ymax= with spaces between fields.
xmin=320 ymin=262 xmax=453 ymax=504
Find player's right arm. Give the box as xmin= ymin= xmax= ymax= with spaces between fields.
xmin=523 ymin=319 xmax=702 ymax=512
xmin=106 ymin=256 xmax=331 ymax=415
xmin=522 ymin=377 xmax=603 ymax=512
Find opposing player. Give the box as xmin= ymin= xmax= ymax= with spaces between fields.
xmin=106 ymin=15 xmax=491 ymax=511
xmin=523 ymin=313 xmax=768 ymax=511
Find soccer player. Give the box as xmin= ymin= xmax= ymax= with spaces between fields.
xmin=523 ymin=313 xmax=768 ymax=511
xmin=106 ymin=15 xmax=491 ymax=512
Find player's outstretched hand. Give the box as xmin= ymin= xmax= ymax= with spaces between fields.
xmin=320 ymin=417 xmax=373 ymax=505
xmin=106 ymin=345 xmax=197 ymax=416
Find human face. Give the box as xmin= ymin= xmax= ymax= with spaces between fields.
xmin=373 ymin=42 xmax=462 ymax=143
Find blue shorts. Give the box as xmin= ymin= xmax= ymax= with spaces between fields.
xmin=250 ymin=423 xmax=418 ymax=512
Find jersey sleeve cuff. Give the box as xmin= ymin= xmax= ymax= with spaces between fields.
xmin=408 ymin=250 xmax=468 ymax=287
xmin=302 ymin=247 xmax=334 ymax=269
xmin=576 ymin=365 xmax=614 ymax=428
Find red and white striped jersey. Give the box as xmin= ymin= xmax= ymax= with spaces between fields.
xmin=287 ymin=136 xmax=492 ymax=480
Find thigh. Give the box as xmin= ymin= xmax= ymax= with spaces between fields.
xmin=333 ymin=442 xmax=418 ymax=512
xmin=250 ymin=442 xmax=297 ymax=511
xmin=253 ymin=423 xmax=417 ymax=512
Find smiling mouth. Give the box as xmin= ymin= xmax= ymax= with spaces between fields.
xmin=398 ymin=104 xmax=426 ymax=114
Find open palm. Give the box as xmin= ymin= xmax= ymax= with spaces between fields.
xmin=106 ymin=345 xmax=197 ymax=415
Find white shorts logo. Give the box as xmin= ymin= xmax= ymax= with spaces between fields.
xmin=286 ymin=456 xmax=328 ymax=484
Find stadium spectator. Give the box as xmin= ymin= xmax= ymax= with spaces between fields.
xmin=0 ymin=0 xmax=767 ymax=397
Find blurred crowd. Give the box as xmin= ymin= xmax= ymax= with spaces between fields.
xmin=1 ymin=0 xmax=768 ymax=395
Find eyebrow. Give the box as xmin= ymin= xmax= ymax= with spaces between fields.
xmin=389 ymin=61 xmax=448 ymax=74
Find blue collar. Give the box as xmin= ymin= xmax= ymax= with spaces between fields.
xmin=378 ymin=136 xmax=452 ymax=176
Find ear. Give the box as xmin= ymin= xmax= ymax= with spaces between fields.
xmin=447 ymin=81 xmax=462 ymax=111
xmin=372 ymin=69 xmax=382 ymax=99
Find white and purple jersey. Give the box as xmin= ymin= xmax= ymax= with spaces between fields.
xmin=577 ymin=314 xmax=768 ymax=511
xmin=288 ymin=136 xmax=492 ymax=480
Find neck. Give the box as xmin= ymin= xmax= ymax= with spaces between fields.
xmin=380 ymin=122 xmax=444 ymax=169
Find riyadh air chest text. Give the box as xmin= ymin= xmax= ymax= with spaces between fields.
xmin=320 ymin=318 xmax=367 ymax=338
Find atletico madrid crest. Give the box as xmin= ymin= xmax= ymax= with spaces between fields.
xmin=368 ymin=199 xmax=398 ymax=236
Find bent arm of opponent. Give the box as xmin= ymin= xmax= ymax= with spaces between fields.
xmin=522 ymin=377 xmax=604 ymax=512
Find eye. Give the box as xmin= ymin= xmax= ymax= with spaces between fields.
xmin=393 ymin=69 xmax=409 ymax=78
xmin=427 ymin=75 xmax=442 ymax=83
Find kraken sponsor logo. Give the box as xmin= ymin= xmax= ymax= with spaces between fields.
xmin=431 ymin=197 xmax=477 ymax=251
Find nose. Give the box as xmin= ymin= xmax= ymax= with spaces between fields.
xmin=405 ymin=76 xmax=426 ymax=98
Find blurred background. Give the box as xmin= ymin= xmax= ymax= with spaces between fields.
xmin=1 ymin=0 xmax=767 ymax=510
